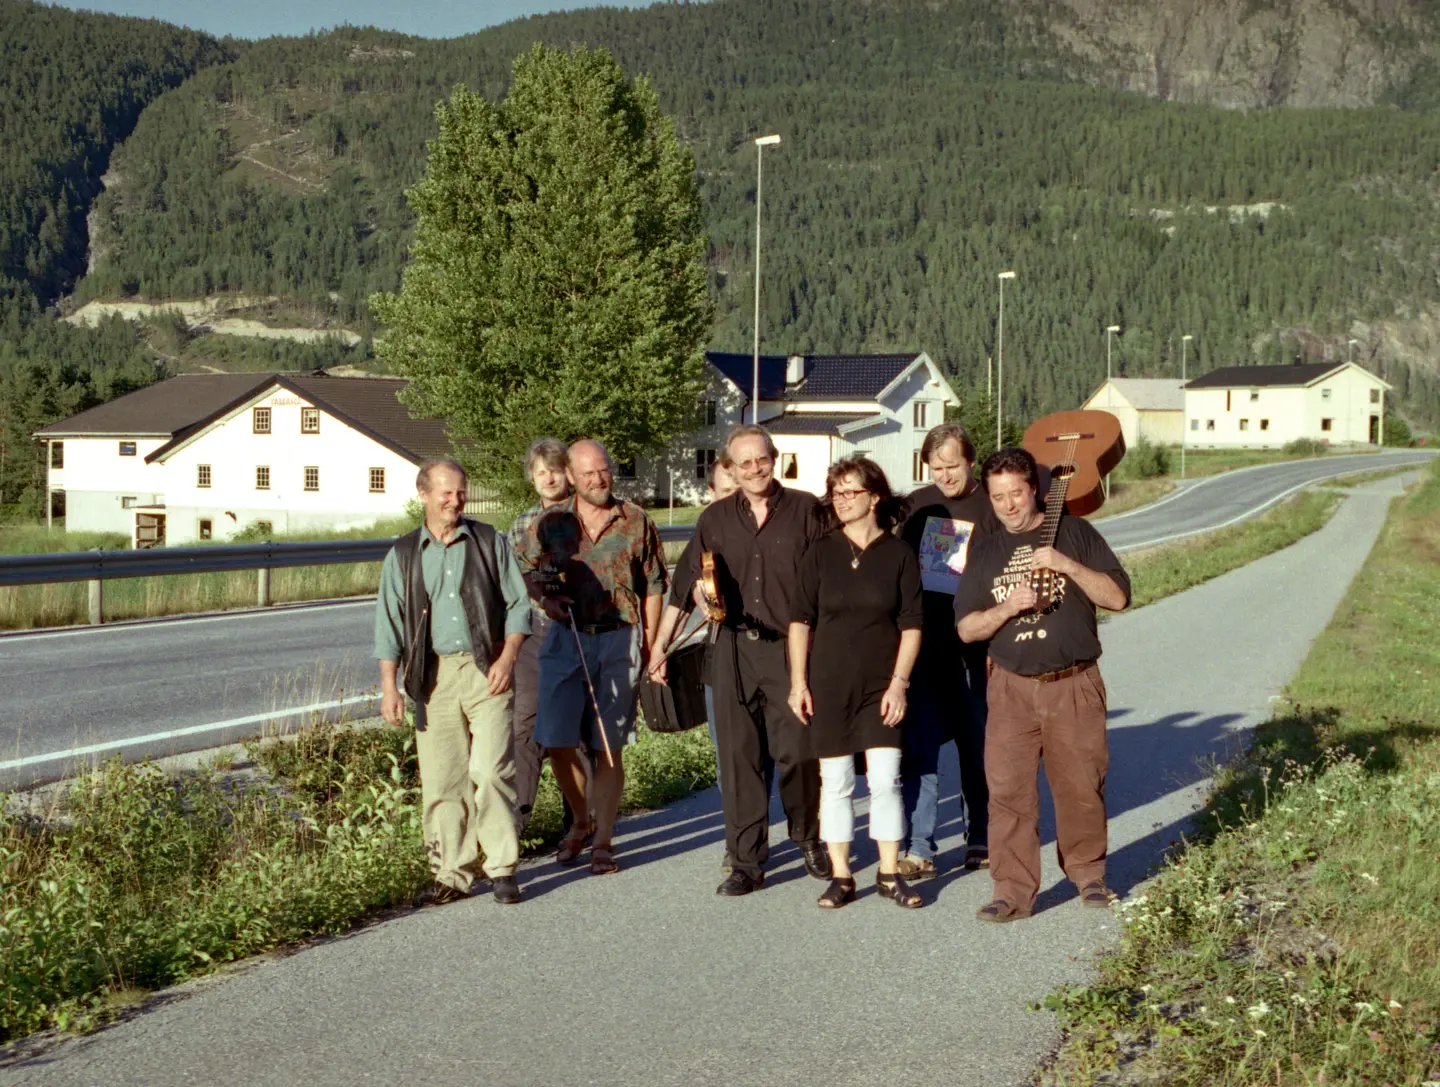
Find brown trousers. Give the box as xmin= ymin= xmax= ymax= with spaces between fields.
xmin=985 ymin=660 xmax=1109 ymax=911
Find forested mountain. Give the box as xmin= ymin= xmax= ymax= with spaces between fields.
xmin=0 ymin=0 xmax=227 ymax=509
xmin=5 ymin=0 xmax=1440 ymax=511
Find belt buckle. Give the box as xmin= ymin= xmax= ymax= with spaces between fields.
xmin=744 ymin=629 xmax=760 ymax=642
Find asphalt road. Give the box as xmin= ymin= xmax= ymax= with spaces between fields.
xmin=0 ymin=473 xmax=1410 ymax=1087
xmin=1 ymin=450 xmax=1431 ymax=789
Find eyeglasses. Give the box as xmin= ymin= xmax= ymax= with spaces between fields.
xmin=735 ymin=457 xmax=773 ymax=472
xmin=832 ymin=489 xmax=870 ymax=502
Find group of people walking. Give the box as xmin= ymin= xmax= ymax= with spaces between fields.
xmin=375 ymin=417 xmax=1131 ymax=921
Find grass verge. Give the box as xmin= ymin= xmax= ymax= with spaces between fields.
xmin=1038 ymin=461 xmax=1440 ymax=1086
xmin=1090 ymin=479 xmax=1176 ymax=520
xmin=1123 ymin=490 xmax=1342 ymax=610
xmin=0 ymin=721 xmax=715 ymax=1043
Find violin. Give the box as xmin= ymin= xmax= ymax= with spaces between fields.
xmin=697 ymin=550 xmax=725 ymax=623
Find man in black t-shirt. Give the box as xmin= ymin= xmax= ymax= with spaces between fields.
xmin=897 ymin=423 xmax=997 ymax=878
xmin=955 ymin=447 xmax=1131 ymax=922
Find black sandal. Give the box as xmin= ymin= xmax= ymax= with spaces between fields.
xmin=817 ymin=877 xmax=856 ymax=909
xmin=876 ymin=871 xmax=924 ymax=909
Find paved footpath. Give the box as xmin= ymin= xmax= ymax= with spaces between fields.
xmin=1 ymin=476 xmax=1413 ymax=1087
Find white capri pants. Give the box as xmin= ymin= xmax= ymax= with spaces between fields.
xmin=819 ymin=747 xmax=904 ymax=844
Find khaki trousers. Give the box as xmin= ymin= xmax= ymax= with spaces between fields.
xmin=417 ymin=652 xmax=519 ymax=890
xmin=985 ymin=661 xmax=1109 ymax=911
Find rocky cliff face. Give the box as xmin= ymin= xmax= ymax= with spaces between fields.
xmin=1015 ymin=0 xmax=1440 ymax=108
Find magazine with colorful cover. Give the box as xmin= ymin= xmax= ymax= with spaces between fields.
xmin=917 ymin=516 xmax=975 ymax=594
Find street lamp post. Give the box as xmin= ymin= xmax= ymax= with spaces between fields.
xmin=996 ymin=271 xmax=1016 ymax=451
xmin=1181 ymin=334 xmax=1193 ymax=480
xmin=1105 ymin=324 xmax=1121 ymax=500
xmin=752 ymin=134 xmax=782 ymax=426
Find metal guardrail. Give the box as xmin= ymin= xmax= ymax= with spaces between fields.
xmin=0 ymin=525 xmax=698 ymax=624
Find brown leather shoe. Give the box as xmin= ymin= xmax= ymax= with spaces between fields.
xmin=1079 ymin=881 xmax=1116 ymax=908
xmin=897 ymin=856 xmax=938 ymax=881
xmin=416 ymin=881 xmax=469 ymax=907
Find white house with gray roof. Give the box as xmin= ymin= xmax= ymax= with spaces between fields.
xmin=1082 ymin=378 xmax=1186 ymax=449
xmin=627 ymin=351 xmax=959 ymax=502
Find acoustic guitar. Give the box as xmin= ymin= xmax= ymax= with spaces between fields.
xmin=1020 ymin=409 xmax=1126 ymax=614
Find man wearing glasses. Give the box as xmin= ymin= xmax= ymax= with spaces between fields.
xmin=664 ymin=424 xmax=831 ymax=895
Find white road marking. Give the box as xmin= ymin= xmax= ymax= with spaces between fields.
xmin=0 ymin=598 xmax=375 ymax=643
xmin=0 ymin=692 xmax=379 ymax=772
xmin=1112 ymin=463 xmax=1417 ymax=553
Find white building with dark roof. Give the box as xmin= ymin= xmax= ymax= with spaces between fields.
xmin=629 ymin=351 xmax=959 ymax=501
xmin=1183 ymin=362 xmax=1390 ymax=448
xmin=35 ymin=373 xmax=457 ymax=546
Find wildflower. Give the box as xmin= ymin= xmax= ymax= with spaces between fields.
xmin=1254 ymin=1029 xmax=1268 ymax=1037
xmin=1360 ymin=872 xmax=1379 ymax=885
xmin=1248 ymin=1001 xmax=1272 ymax=1020
xmin=1225 ymin=996 xmax=1237 ymax=1005
xmin=1388 ymin=999 xmax=1403 ymax=1010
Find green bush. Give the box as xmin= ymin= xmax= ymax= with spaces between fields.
xmin=1382 ymin=416 xmax=1413 ymax=446
xmin=1115 ymin=435 xmax=1170 ymax=480
xmin=1283 ymin=436 xmax=1329 ymax=455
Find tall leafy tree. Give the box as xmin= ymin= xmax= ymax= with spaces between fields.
xmin=371 ymin=45 xmax=713 ymax=501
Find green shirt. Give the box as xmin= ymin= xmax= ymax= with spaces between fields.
xmin=373 ymin=521 xmax=531 ymax=662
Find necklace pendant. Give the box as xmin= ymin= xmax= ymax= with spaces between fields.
xmin=850 ymin=556 xmax=860 ymax=570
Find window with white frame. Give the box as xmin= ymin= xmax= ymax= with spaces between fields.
xmin=121 ymin=496 xmax=137 ymax=509
xmin=1249 ymin=390 xmax=1259 ymax=402
xmin=256 ymin=465 xmax=271 ymax=490
xmin=704 ymin=400 xmax=718 ymax=426
xmin=118 ymin=441 xmax=136 ymax=456
xmin=779 ymin=452 xmax=798 ymax=480
xmin=50 ymin=442 xmax=64 ymax=468
xmin=1369 ymin=389 xmax=1380 ymax=404
xmin=301 ymin=407 xmax=320 ymax=434
xmin=1261 ymin=419 xmax=1270 ymax=431
xmin=1321 ymin=388 xmax=1332 ymax=401
xmin=199 ymin=519 xmax=213 ymax=540
xmin=912 ymin=401 xmax=928 ymax=428
xmin=369 ymin=467 xmax=385 ymax=493
xmin=1206 ymin=419 xmax=1215 ymax=431
xmin=304 ymin=466 xmax=319 ymax=492
xmin=197 ymin=464 xmax=212 ymax=488
xmin=253 ymin=407 xmax=272 ymax=433
xmin=695 ymin=448 xmax=717 ymax=480
xmin=912 ymin=450 xmax=926 ymax=482
xmin=1239 ymin=419 xmax=1249 ymax=431
xmin=1321 ymin=418 xmax=1333 ymax=432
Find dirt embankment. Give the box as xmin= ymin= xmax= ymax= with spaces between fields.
xmin=64 ymin=297 xmax=362 ymax=347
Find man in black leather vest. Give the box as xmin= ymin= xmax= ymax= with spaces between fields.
xmin=375 ymin=459 xmax=531 ymax=905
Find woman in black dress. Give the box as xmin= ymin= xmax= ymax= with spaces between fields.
xmin=788 ymin=457 xmax=924 ymax=909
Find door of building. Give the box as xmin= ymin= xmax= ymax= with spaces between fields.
xmin=136 ymin=512 xmax=167 ymax=549
xmin=1369 ymin=415 xmax=1380 ymax=444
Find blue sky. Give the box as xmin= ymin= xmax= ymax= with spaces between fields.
xmin=52 ymin=1 xmax=609 ymax=40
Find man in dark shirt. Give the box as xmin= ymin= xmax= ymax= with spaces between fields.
xmin=898 ymin=423 xmax=998 ymax=879
xmin=956 ymin=447 xmax=1131 ymax=923
xmin=662 ymin=424 xmax=830 ymax=896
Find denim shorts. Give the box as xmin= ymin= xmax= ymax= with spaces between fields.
xmin=534 ymin=622 xmax=642 ymax=754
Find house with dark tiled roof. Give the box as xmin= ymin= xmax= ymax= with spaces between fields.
xmin=1181 ymin=361 xmax=1391 ymax=448
xmin=632 ymin=351 xmax=959 ymax=501
xmin=35 ymin=372 xmax=458 ymax=546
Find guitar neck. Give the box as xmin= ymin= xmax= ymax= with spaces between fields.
xmin=1039 ymin=475 xmax=1070 ymax=549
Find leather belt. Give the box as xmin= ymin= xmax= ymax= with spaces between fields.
xmin=727 ymin=624 xmax=782 ymax=643
xmin=1027 ymin=659 xmax=1097 ymax=684
xmin=565 ymin=620 xmax=624 ymax=635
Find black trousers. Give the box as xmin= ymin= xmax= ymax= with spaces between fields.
xmin=712 ymin=627 xmax=820 ymax=879
xmin=513 ymin=612 xmax=577 ymax=836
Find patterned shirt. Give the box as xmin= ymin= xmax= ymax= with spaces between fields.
xmin=517 ymin=496 xmax=668 ymax=628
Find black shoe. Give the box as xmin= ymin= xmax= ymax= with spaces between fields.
xmin=416 ymin=881 xmax=469 ymax=907
xmin=716 ymin=869 xmax=764 ymax=896
xmin=800 ymin=841 xmax=833 ymax=880
xmin=492 ymin=875 xmax=521 ymax=905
